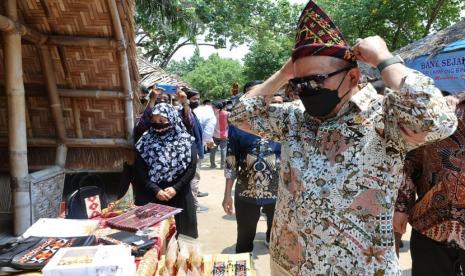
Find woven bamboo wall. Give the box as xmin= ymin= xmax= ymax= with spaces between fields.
xmin=0 ymin=0 xmax=138 ymax=172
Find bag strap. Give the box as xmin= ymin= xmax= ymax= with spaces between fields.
xmin=69 ymin=172 xmax=89 ymax=191
xmin=76 ymin=174 xmax=106 ymax=193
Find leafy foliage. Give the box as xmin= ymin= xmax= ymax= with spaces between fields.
xmin=318 ymin=0 xmax=465 ymax=50
xmin=135 ymin=0 xmax=303 ymax=68
xmin=166 ymin=48 xmax=205 ymax=77
xmin=243 ymin=35 xmax=294 ymax=81
xmin=136 ymin=0 xmax=464 ymax=100
xmin=183 ymin=54 xmax=245 ymax=100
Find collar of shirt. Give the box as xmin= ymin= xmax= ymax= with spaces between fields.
xmin=348 ymin=83 xmax=381 ymax=112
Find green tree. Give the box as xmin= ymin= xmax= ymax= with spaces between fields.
xmin=184 ymin=54 xmax=245 ymax=100
xmin=135 ymin=0 xmax=303 ymax=68
xmin=243 ymin=35 xmax=294 ymax=81
xmin=241 ymin=1 xmax=301 ymax=80
xmin=318 ymin=0 xmax=464 ymax=50
xmin=166 ymin=48 xmax=205 ymax=77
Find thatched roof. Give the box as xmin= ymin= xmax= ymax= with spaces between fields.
xmin=396 ymin=19 xmax=465 ymax=61
xmin=360 ymin=19 xmax=465 ymax=80
xmin=0 ymin=0 xmax=139 ymax=172
xmin=138 ymin=57 xmax=191 ymax=89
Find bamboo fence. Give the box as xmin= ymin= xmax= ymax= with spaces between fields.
xmin=0 ymin=0 xmax=139 ymax=235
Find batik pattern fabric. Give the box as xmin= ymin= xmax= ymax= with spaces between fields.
xmin=225 ymin=125 xmax=281 ymax=205
xmin=292 ymin=1 xmax=356 ymax=63
xmin=229 ymin=69 xmax=457 ymax=275
xmin=396 ymin=101 xmax=465 ymax=250
xmin=136 ymin=103 xmax=195 ymax=185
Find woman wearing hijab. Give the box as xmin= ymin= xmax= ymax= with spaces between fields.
xmin=134 ymin=103 xmax=198 ymax=238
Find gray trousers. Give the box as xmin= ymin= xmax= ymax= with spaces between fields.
xmin=210 ymin=137 xmax=227 ymax=167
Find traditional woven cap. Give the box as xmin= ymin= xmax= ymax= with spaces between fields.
xmin=292 ymin=1 xmax=356 ymax=63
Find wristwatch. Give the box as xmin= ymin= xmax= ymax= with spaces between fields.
xmin=377 ymin=55 xmax=404 ymax=72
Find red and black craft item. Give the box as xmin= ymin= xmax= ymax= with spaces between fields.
xmin=292 ymin=0 xmax=357 ymax=63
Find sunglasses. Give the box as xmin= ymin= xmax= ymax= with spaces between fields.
xmin=288 ymin=65 xmax=355 ymax=95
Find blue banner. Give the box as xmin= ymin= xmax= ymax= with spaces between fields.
xmin=406 ymin=49 xmax=465 ymax=93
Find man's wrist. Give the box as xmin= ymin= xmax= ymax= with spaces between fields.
xmin=375 ymin=52 xmax=395 ymax=68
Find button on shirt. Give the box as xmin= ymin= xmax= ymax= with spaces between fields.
xmin=229 ymin=69 xmax=457 ymax=276
xmin=225 ymin=125 xmax=281 ymax=205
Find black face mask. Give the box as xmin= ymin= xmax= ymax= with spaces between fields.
xmin=189 ymin=101 xmax=200 ymax=109
xmin=151 ymin=122 xmax=171 ymax=135
xmin=299 ymin=73 xmax=351 ymax=118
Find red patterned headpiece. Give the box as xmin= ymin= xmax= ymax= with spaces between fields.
xmin=292 ymin=1 xmax=356 ymax=64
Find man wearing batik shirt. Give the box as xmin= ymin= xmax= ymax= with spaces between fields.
xmin=222 ymin=124 xmax=281 ymax=253
xmin=229 ymin=1 xmax=458 ymax=275
xmin=394 ymin=92 xmax=465 ymax=276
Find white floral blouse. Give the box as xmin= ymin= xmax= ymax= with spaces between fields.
xmin=229 ymin=69 xmax=458 ymax=276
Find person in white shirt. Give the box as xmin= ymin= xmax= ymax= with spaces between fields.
xmin=193 ymin=99 xmax=217 ymax=151
xmin=192 ymin=99 xmax=217 ymax=212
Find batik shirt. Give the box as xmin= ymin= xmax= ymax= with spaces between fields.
xmin=225 ymin=125 xmax=281 ymax=205
xmin=229 ymin=69 xmax=457 ymax=276
xmin=396 ymin=100 xmax=465 ymax=250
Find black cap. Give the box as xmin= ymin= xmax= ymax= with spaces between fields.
xmin=213 ymin=101 xmax=224 ymax=109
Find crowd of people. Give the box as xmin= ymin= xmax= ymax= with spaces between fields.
xmin=129 ymin=1 xmax=464 ymax=275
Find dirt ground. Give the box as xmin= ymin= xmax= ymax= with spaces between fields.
xmin=195 ymin=159 xmax=413 ymax=275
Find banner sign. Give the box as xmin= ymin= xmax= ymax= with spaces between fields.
xmin=406 ymin=49 xmax=465 ymax=93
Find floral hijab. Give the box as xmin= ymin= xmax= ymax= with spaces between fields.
xmin=136 ymin=103 xmax=195 ymax=185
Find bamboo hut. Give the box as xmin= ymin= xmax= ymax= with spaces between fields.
xmin=360 ymin=19 xmax=465 ymax=84
xmin=138 ymin=57 xmax=191 ymax=90
xmin=0 ymin=0 xmax=139 ymax=235
xmin=396 ymin=19 xmax=465 ymax=62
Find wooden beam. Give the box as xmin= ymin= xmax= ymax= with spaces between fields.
xmin=48 ymin=36 xmax=118 ymax=48
xmin=25 ymin=104 xmax=33 ymax=138
xmin=38 ymin=0 xmax=51 ymax=18
xmin=107 ymin=0 xmax=134 ymax=143
xmin=4 ymin=0 xmax=32 ymax=236
xmin=0 ymin=138 xmax=132 ymax=148
xmin=59 ymin=89 xmax=126 ymax=99
xmin=0 ymin=15 xmax=47 ymax=44
xmin=72 ymin=99 xmax=83 ymax=138
xmin=55 ymin=144 xmax=67 ymax=168
xmin=57 ymin=46 xmax=74 ymax=88
xmin=65 ymin=138 xmax=132 ymax=148
xmin=39 ymin=45 xmax=67 ymax=142
xmin=0 ymin=15 xmax=15 ymax=32
xmin=1 ymin=15 xmax=117 ymax=48
xmin=0 ymin=138 xmax=56 ymax=147
xmin=0 ymin=86 xmax=127 ymax=99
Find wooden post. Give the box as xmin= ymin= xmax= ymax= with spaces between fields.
xmin=3 ymin=0 xmax=31 ymax=235
xmin=38 ymin=45 xmax=68 ymax=167
xmin=72 ymin=99 xmax=83 ymax=138
xmin=0 ymin=15 xmax=15 ymax=32
xmin=55 ymin=144 xmax=67 ymax=168
xmin=107 ymin=0 xmax=134 ymax=142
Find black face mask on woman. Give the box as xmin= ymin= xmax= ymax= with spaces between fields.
xmin=289 ymin=66 xmax=354 ymax=118
xmin=151 ymin=122 xmax=171 ymax=135
xmin=189 ymin=101 xmax=200 ymax=110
